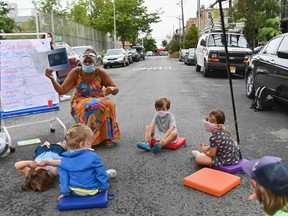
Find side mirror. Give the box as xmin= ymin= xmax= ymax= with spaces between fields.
xmin=200 ymin=39 xmax=206 ymax=47
xmin=277 ymin=50 xmax=288 ymax=59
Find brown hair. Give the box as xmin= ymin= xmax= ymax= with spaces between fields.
xmin=22 ymin=168 xmax=55 ymax=192
xmin=65 ymin=123 xmax=93 ymax=151
xmin=155 ymin=97 xmax=170 ymax=110
xmin=207 ymin=109 xmax=232 ymax=137
xmin=255 ymin=184 xmax=288 ymax=215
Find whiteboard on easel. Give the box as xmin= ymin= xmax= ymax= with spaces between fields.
xmin=0 ymin=39 xmax=59 ymax=112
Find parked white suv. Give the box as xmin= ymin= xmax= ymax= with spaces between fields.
xmin=195 ymin=32 xmax=252 ymax=77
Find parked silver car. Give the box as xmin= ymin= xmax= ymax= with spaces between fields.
xmin=103 ymin=48 xmax=129 ymax=68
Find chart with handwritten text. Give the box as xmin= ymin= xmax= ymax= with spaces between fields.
xmin=0 ymin=39 xmax=59 ymax=112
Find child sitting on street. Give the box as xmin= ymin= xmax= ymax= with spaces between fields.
xmin=14 ymin=140 xmax=66 ymax=192
xmin=137 ymin=97 xmax=178 ymax=153
xmin=242 ymin=156 xmax=288 ymax=216
xmin=41 ymin=123 xmax=116 ymax=200
xmin=191 ymin=109 xmax=241 ymax=167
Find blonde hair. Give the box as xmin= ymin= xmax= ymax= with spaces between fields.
xmin=255 ymin=184 xmax=288 ymax=215
xmin=22 ymin=168 xmax=55 ymax=192
xmin=65 ymin=124 xmax=93 ymax=151
xmin=155 ymin=97 xmax=170 ymax=110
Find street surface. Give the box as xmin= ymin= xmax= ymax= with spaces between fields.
xmin=1 ymin=56 xmax=288 ymax=216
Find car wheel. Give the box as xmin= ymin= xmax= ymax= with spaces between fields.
xmin=196 ymin=64 xmax=201 ymax=72
xmin=203 ymin=61 xmax=210 ymax=77
xmin=246 ymin=71 xmax=255 ymax=99
xmin=104 ymin=65 xmax=107 ymax=69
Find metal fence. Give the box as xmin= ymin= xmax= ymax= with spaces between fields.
xmin=37 ymin=12 xmax=115 ymax=52
xmin=6 ymin=10 xmax=116 ymax=53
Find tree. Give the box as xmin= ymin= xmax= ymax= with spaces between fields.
xmin=182 ymin=25 xmax=198 ymax=48
xmin=142 ymin=37 xmax=157 ymax=51
xmin=32 ymin=0 xmax=68 ymax=17
xmin=67 ymin=0 xmax=91 ymax=26
xmin=228 ymin=0 xmax=282 ymax=47
xmin=161 ymin=40 xmax=167 ymax=47
xmin=0 ymin=1 xmax=21 ymax=37
xmin=89 ymin=0 xmax=161 ymax=48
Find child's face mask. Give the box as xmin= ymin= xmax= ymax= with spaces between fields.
xmin=157 ymin=111 xmax=168 ymax=118
xmin=204 ymin=121 xmax=218 ymax=132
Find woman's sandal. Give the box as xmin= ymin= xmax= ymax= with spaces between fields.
xmin=105 ymin=140 xmax=115 ymax=148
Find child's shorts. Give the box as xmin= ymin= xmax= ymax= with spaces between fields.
xmin=34 ymin=144 xmax=65 ymax=159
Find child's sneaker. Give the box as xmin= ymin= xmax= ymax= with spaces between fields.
xmin=191 ymin=150 xmax=201 ymax=158
xmin=137 ymin=142 xmax=151 ymax=151
xmin=152 ymin=143 xmax=162 ymax=153
xmin=106 ymin=169 xmax=117 ymax=179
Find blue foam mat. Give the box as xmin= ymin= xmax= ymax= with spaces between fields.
xmin=57 ymin=190 xmax=108 ymax=211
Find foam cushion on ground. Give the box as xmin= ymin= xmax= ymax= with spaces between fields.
xmin=150 ymin=137 xmax=186 ymax=150
xmin=57 ymin=190 xmax=108 ymax=211
xmin=213 ymin=158 xmax=249 ymax=174
xmin=183 ymin=168 xmax=241 ymax=197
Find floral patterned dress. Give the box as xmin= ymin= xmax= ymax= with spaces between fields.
xmin=70 ymin=69 xmax=120 ymax=146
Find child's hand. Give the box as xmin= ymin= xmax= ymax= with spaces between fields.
xmin=29 ymin=161 xmax=38 ymax=168
xmin=200 ymin=143 xmax=208 ymax=152
xmin=144 ymin=136 xmax=151 ymax=144
xmin=39 ymin=160 xmax=49 ymax=167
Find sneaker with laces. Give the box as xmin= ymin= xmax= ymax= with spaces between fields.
xmin=106 ymin=169 xmax=117 ymax=179
xmin=191 ymin=150 xmax=202 ymax=158
xmin=60 ymin=95 xmax=71 ymax=101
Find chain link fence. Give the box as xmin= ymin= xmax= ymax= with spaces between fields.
xmin=37 ymin=12 xmax=115 ymax=53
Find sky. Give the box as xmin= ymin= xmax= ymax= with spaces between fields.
xmin=7 ymin=0 xmax=220 ymax=46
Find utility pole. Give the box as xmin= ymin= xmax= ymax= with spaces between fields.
xmin=197 ymin=0 xmax=200 ymax=38
xmin=113 ymin=0 xmax=117 ymax=48
xmin=180 ymin=0 xmax=185 ymax=34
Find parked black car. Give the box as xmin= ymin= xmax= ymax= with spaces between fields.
xmin=245 ymin=33 xmax=288 ymax=104
xmin=184 ymin=48 xmax=196 ymax=65
xmin=129 ymin=48 xmax=140 ymax=62
xmin=132 ymin=46 xmax=145 ymax=60
xmin=179 ymin=49 xmax=188 ymax=61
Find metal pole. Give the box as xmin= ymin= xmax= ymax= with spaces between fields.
xmin=113 ymin=0 xmax=117 ymax=48
xmin=180 ymin=0 xmax=185 ymax=34
xmin=35 ymin=10 xmax=39 ymax=39
xmin=218 ymin=0 xmax=240 ymax=144
xmin=197 ymin=0 xmax=201 ymax=38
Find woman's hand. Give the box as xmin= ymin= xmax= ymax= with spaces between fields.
xmin=58 ymin=194 xmax=66 ymax=200
xmin=45 ymin=69 xmax=55 ymax=80
xmin=104 ymin=86 xmax=118 ymax=95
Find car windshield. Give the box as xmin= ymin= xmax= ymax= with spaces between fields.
xmin=189 ymin=49 xmax=195 ymax=54
xmin=106 ymin=49 xmax=123 ymax=55
xmin=208 ymin=34 xmax=248 ymax=48
xmin=130 ymin=49 xmax=137 ymax=53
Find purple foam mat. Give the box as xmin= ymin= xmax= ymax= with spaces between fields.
xmin=213 ymin=159 xmax=249 ymax=174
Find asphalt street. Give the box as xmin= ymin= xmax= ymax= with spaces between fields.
xmin=1 ymin=56 xmax=288 ymax=216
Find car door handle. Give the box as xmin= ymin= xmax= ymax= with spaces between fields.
xmin=270 ymin=59 xmax=275 ymax=64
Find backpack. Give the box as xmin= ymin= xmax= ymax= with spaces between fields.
xmin=250 ymin=86 xmax=274 ymax=111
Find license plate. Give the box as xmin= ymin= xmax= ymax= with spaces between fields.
xmin=110 ymin=61 xmax=114 ymax=63
xmin=230 ymin=66 xmax=236 ymax=73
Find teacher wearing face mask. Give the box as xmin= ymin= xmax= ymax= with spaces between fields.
xmin=45 ymin=48 xmax=121 ymax=147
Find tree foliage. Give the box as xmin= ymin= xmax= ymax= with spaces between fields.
xmin=228 ymin=0 xmax=282 ymax=47
xmin=182 ymin=25 xmax=198 ymax=48
xmin=67 ymin=0 xmax=91 ymax=26
xmin=0 ymin=1 xmax=22 ymax=36
xmin=161 ymin=40 xmax=167 ymax=47
xmin=142 ymin=37 xmax=157 ymax=51
xmin=32 ymin=0 xmax=68 ymax=16
xmin=88 ymin=0 xmax=161 ymax=48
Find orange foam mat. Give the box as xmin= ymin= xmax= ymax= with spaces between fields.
xmin=183 ymin=168 xmax=241 ymax=197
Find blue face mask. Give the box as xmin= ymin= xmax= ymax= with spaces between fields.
xmin=82 ymin=65 xmax=95 ymax=73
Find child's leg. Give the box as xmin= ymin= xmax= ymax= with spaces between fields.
xmin=160 ymin=130 xmax=177 ymax=146
xmin=144 ymin=125 xmax=154 ymax=144
xmin=194 ymin=154 xmax=213 ymax=166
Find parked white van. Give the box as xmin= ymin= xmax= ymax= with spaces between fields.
xmin=195 ymin=32 xmax=252 ymax=77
